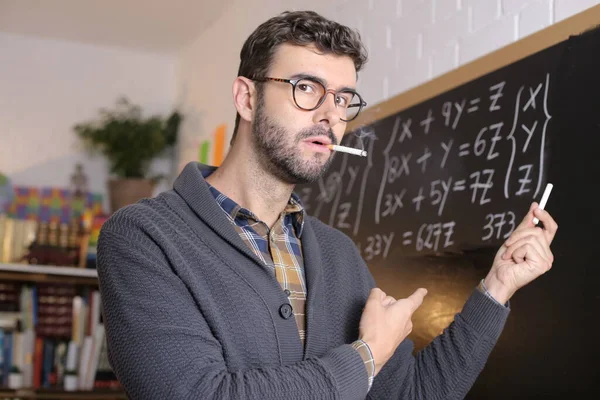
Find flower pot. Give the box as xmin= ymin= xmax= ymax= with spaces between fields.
xmin=108 ymin=178 xmax=155 ymax=213
xmin=64 ymin=374 xmax=78 ymax=391
xmin=8 ymin=372 xmax=23 ymax=389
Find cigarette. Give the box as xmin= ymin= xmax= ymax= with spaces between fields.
xmin=532 ymin=183 xmax=553 ymax=225
xmin=326 ymin=144 xmax=367 ymax=157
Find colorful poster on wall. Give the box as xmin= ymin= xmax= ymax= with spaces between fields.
xmin=8 ymin=186 xmax=104 ymax=224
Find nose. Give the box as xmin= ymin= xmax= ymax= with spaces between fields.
xmin=313 ymin=90 xmax=342 ymax=127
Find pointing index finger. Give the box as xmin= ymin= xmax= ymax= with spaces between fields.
xmin=407 ymin=288 xmax=428 ymax=312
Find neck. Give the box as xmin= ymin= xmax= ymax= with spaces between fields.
xmin=205 ymin=139 xmax=294 ymax=229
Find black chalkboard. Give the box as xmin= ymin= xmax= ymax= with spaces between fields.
xmin=298 ymin=40 xmax=562 ymax=258
xmin=297 ymin=25 xmax=600 ymax=398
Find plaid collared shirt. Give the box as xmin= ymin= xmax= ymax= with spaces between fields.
xmin=208 ymin=183 xmax=375 ymax=389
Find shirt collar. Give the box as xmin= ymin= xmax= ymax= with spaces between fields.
xmin=203 ymin=168 xmax=306 ymax=237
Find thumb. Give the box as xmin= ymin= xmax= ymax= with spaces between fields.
xmin=517 ymin=201 xmax=538 ymax=229
xmin=407 ymin=288 xmax=428 ymax=312
xmin=367 ymin=288 xmax=386 ymax=304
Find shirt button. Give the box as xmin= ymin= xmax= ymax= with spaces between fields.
xmin=279 ymin=303 xmax=293 ymax=319
xmin=284 ymin=289 xmax=291 ymax=297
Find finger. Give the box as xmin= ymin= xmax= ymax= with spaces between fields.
xmin=532 ymin=207 xmax=558 ymax=243
xmin=505 ymin=227 xmax=545 ymax=247
xmin=494 ymin=241 xmax=509 ymax=258
xmin=511 ymin=242 xmax=553 ymax=273
xmin=503 ymin=235 xmax=553 ymax=264
xmin=405 ymin=320 xmax=413 ymax=336
xmin=406 ymin=288 xmax=428 ymax=313
xmin=515 ymin=202 xmax=538 ymax=230
xmin=503 ymin=229 xmax=550 ymax=259
xmin=382 ymin=295 xmax=396 ymax=306
xmin=367 ymin=288 xmax=386 ymax=304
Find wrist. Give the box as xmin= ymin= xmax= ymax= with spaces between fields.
xmin=358 ymin=338 xmax=384 ymax=376
xmin=483 ymin=275 xmax=515 ymax=305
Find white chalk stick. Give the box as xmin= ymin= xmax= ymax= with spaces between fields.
xmin=533 ymin=183 xmax=553 ymax=225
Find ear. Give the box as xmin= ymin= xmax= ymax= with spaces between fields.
xmin=232 ymin=76 xmax=256 ymax=124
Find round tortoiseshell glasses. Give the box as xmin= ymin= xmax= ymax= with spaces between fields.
xmin=252 ymin=77 xmax=367 ymax=122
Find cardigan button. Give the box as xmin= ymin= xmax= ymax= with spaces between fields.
xmin=279 ymin=303 xmax=293 ymax=319
xmin=284 ymin=289 xmax=291 ymax=297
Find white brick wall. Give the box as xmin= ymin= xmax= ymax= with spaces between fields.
xmin=433 ymin=0 xmax=460 ymax=22
xmin=430 ymin=41 xmax=458 ymax=78
xmin=518 ymin=0 xmax=553 ymax=38
xmin=466 ymin=0 xmax=503 ymax=32
xmin=502 ymin=0 xmax=533 ymax=14
xmin=176 ymin=0 xmax=600 ymax=164
xmin=460 ymin=12 xmax=517 ymax=64
xmin=555 ymin=0 xmax=600 ymax=20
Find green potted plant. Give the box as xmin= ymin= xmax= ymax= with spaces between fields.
xmin=74 ymin=97 xmax=182 ymax=213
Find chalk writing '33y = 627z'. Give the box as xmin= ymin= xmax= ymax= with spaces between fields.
xmin=357 ymin=221 xmax=457 ymax=259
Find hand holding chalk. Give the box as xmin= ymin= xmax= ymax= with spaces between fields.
xmin=484 ymin=182 xmax=558 ymax=303
xmin=533 ymin=183 xmax=553 ymax=225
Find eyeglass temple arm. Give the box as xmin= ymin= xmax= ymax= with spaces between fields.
xmin=348 ymin=102 xmax=367 ymax=109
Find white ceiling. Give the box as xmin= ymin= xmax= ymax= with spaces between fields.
xmin=0 ymin=0 xmax=234 ymax=54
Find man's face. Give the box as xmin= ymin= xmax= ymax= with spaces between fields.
xmin=251 ymin=43 xmax=357 ymax=184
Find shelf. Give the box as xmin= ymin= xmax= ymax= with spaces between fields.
xmin=0 ymin=264 xmax=97 ymax=278
xmin=0 ymin=388 xmax=125 ymax=399
xmin=0 ymin=264 xmax=98 ymax=285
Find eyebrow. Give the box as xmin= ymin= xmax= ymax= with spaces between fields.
xmin=289 ymin=72 xmax=357 ymax=92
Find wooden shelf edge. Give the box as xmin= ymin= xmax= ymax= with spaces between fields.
xmin=0 ymin=263 xmax=98 ymax=278
xmin=0 ymin=388 xmax=125 ymax=399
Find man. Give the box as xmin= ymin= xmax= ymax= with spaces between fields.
xmin=97 ymin=10 xmax=557 ymax=400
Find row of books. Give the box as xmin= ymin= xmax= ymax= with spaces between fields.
xmin=0 ymin=216 xmax=37 ymax=266
xmin=1 ymin=182 xmax=107 ymax=268
xmin=0 ymin=282 xmax=119 ymax=390
xmin=0 ymin=213 xmax=107 ymax=269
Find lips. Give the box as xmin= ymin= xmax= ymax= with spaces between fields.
xmin=303 ymin=136 xmax=332 ymax=146
xmin=302 ymin=140 xmax=331 ymax=154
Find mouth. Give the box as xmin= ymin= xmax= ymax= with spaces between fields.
xmin=303 ymin=137 xmax=332 ymax=153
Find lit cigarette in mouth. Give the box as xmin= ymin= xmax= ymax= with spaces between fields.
xmin=326 ymin=144 xmax=367 ymax=157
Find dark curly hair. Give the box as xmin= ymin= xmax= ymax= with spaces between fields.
xmin=231 ymin=10 xmax=368 ymax=143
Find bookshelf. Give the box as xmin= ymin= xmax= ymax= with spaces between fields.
xmin=0 ymin=264 xmax=125 ymax=398
xmin=0 ymin=174 xmax=118 ymax=396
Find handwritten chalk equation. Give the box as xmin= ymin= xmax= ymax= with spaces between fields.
xmin=298 ymin=70 xmax=553 ymax=258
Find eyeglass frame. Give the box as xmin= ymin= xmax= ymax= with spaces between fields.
xmin=250 ymin=76 xmax=367 ymax=122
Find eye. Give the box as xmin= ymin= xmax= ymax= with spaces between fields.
xmin=336 ymin=92 xmax=354 ymax=107
xmin=297 ymin=82 xmax=317 ymax=94
xmin=335 ymin=95 xmax=349 ymax=107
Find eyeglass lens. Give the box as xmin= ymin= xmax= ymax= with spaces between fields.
xmin=293 ymin=78 xmax=362 ymax=121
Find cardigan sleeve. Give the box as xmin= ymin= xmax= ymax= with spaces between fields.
xmin=356 ymin=253 xmax=511 ymax=400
